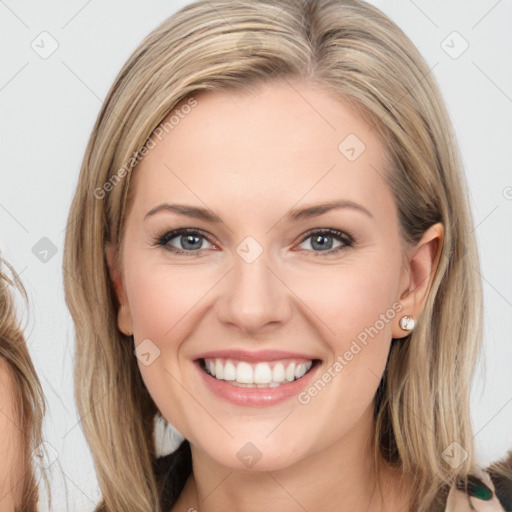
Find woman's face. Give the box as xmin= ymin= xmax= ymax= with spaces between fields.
xmin=109 ymin=80 xmax=419 ymax=471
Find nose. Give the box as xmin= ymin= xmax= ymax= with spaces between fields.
xmin=215 ymin=243 xmax=292 ymax=335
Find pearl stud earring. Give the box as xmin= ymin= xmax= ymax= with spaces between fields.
xmin=399 ymin=315 xmax=415 ymax=331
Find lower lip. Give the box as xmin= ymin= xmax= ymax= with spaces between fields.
xmin=195 ymin=360 xmax=320 ymax=407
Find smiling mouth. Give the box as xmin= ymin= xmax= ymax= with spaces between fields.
xmin=199 ymin=357 xmax=320 ymax=388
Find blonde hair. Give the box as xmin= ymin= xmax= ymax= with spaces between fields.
xmin=63 ymin=0 xmax=483 ymax=510
xmin=0 ymin=256 xmax=47 ymax=511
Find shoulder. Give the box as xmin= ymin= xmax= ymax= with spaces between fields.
xmin=445 ymin=469 xmax=510 ymax=512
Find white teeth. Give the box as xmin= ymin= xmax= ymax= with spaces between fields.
xmin=272 ymin=363 xmax=285 ymax=383
xmin=203 ymin=358 xmax=314 ymax=386
xmin=215 ymin=359 xmax=224 ymax=380
xmin=295 ymin=361 xmax=312 ymax=379
xmin=254 ymin=363 xmax=273 ymax=384
xmin=285 ymin=363 xmax=296 ymax=382
xmin=223 ymin=360 xmax=236 ymax=381
xmin=235 ymin=362 xmax=253 ymax=384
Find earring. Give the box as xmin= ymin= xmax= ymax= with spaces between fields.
xmin=399 ymin=315 xmax=415 ymax=331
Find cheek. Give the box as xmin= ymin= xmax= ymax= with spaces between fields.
xmin=124 ymin=259 xmax=220 ymax=405
xmin=288 ymin=255 xmax=402 ymax=403
xmin=124 ymin=260 xmax=218 ymax=430
xmin=288 ymin=257 xmax=401 ymax=346
xmin=290 ymin=262 xmax=401 ymax=427
xmin=125 ymin=259 xmax=218 ymax=341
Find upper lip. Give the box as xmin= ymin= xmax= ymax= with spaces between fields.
xmin=194 ymin=349 xmax=320 ymax=363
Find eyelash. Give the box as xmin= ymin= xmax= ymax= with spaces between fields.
xmin=152 ymin=228 xmax=355 ymax=257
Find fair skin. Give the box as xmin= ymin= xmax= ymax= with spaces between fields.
xmin=0 ymin=358 xmax=23 ymax=511
xmin=107 ymin=80 xmax=443 ymax=512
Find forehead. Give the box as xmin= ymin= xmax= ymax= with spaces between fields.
xmin=129 ymin=80 xmax=393 ymax=221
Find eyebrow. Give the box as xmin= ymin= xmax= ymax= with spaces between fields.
xmin=144 ymin=200 xmax=373 ymax=223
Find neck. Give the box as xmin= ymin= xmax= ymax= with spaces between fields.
xmin=172 ymin=405 xmax=412 ymax=512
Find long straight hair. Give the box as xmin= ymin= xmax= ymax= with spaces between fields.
xmin=0 ymin=256 xmax=47 ymax=511
xmin=63 ymin=1 xmax=483 ymax=510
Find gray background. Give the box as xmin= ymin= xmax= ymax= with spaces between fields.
xmin=1 ymin=1 xmax=511 ymax=510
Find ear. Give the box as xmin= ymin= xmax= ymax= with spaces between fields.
xmin=392 ymin=222 xmax=444 ymax=339
xmin=105 ymin=242 xmax=133 ymax=336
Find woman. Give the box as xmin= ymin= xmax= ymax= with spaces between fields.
xmin=0 ymin=256 xmax=47 ymax=511
xmin=62 ymin=0 xmax=509 ymax=510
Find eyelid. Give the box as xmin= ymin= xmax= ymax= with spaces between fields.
xmin=153 ymin=228 xmax=217 ymax=251
xmin=296 ymin=227 xmax=353 ymax=244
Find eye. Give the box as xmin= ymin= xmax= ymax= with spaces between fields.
xmin=153 ymin=227 xmax=354 ymax=257
xmin=296 ymin=229 xmax=354 ymax=256
xmin=153 ymin=228 xmax=215 ymax=255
